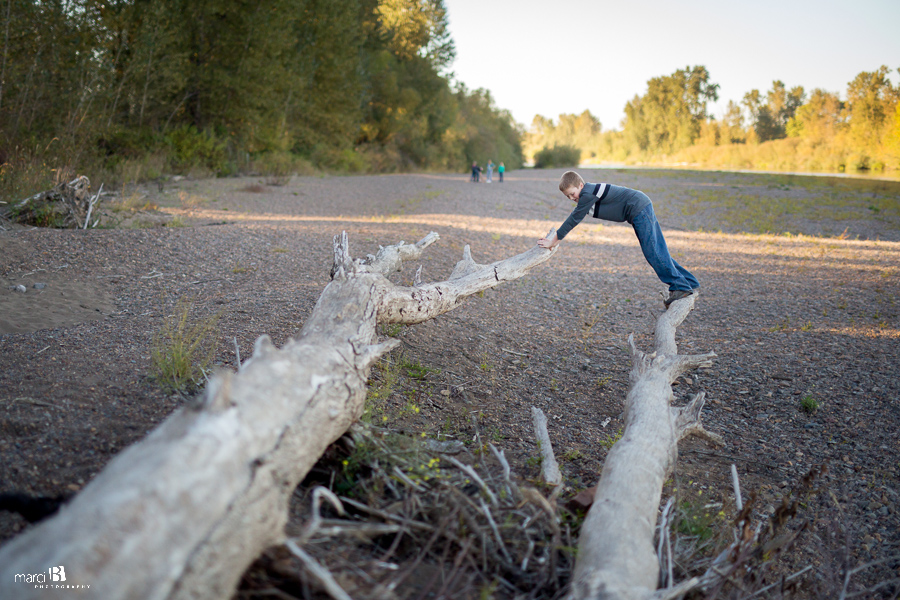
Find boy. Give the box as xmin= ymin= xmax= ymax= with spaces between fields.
xmin=537 ymin=171 xmax=699 ymax=307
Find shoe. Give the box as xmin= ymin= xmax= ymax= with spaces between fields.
xmin=664 ymin=289 xmax=694 ymax=307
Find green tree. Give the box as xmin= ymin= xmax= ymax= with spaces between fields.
xmin=721 ymin=100 xmax=746 ymax=143
xmin=845 ymin=65 xmax=898 ymax=151
xmin=624 ymin=65 xmax=719 ymax=154
xmin=743 ymin=81 xmax=805 ymax=142
xmin=785 ymin=88 xmax=845 ymax=141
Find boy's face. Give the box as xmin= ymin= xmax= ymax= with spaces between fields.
xmin=562 ymin=182 xmax=584 ymax=201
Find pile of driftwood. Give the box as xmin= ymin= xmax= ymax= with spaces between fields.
xmin=3 ymin=175 xmax=103 ymax=228
xmin=240 ymin=422 xmax=575 ymax=599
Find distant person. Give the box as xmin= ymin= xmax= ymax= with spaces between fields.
xmin=537 ymin=171 xmax=699 ymax=308
xmin=486 ymin=160 xmax=494 ymax=183
xmin=471 ymin=161 xmax=481 ymax=182
xmin=498 ymin=162 xmax=505 ymax=182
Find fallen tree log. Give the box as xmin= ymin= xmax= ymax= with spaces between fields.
xmin=5 ymin=175 xmax=104 ymax=228
xmin=567 ymin=295 xmax=721 ymax=600
xmin=0 ymin=231 xmax=557 ymax=600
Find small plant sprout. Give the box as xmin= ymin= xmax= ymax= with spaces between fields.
xmin=151 ymin=297 xmax=221 ymax=392
xmin=600 ymin=429 xmax=623 ymax=450
xmin=800 ymin=394 xmax=819 ymax=414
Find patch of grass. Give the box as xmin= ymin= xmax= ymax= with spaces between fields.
xmin=366 ymin=357 xmax=400 ymax=403
xmin=768 ymin=318 xmax=790 ymax=332
xmin=179 ymin=191 xmax=208 ymax=209
xmin=270 ymin=247 xmax=287 ymax=254
xmin=489 ymin=426 xmax=504 ymax=443
xmin=111 ymin=187 xmax=158 ymax=213
xmin=0 ymin=153 xmax=58 ymax=207
xmin=599 ymin=429 xmax=622 ymax=450
xmin=398 ymin=355 xmax=438 ymax=380
xmin=231 ymin=263 xmax=255 ymax=274
xmin=240 ymin=183 xmax=267 ymax=193
xmin=597 ymin=375 xmax=612 ymax=388
xmin=151 ymin=298 xmax=221 ymax=392
xmin=379 ymin=323 xmax=403 ymax=337
xmin=800 ymin=394 xmax=819 ymax=414
xmin=674 ymin=496 xmax=725 ymax=542
xmin=165 ymin=215 xmax=187 ymax=228
xmin=127 ymin=218 xmax=157 ymax=229
xmin=561 ymin=449 xmax=584 ymax=462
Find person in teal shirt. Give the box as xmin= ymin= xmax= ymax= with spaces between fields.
xmin=498 ymin=162 xmax=505 ymax=182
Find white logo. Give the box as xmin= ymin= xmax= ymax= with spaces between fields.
xmin=14 ymin=566 xmax=90 ymax=589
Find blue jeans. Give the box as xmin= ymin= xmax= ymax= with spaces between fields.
xmin=631 ymin=205 xmax=699 ymax=292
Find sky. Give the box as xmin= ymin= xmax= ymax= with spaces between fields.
xmin=442 ymin=0 xmax=900 ymax=131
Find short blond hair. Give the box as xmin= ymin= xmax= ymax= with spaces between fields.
xmin=559 ymin=171 xmax=584 ymax=192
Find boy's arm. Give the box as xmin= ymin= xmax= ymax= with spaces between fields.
xmin=537 ymin=231 xmax=558 ymax=249
xmin=538 ymin=194 xmax=594 ymax=247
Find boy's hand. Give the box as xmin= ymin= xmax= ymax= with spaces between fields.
xmin=537 ymin=232 xmax=559 ymax=249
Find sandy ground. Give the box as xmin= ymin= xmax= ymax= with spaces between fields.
xmin=1 ymin=168 xmax=899 ymax=597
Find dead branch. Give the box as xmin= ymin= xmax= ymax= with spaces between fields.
xmin=567 ymin=294 xmax=718 ymax=600
xmin=531 ymin=406 xmax=562 ymax=486
xmin=0 ymin=232 xmax=557 ymax=600
xmin=6 ymin=175 xmax=104 ymax=229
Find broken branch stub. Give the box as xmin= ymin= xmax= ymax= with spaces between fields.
xmin=378 ymin=235 xmax=558 ymax=325
xmin=532 ymin=406 xmax=562 ymax=486
xmin=567 ymin=295 xmax=719 ymax=600
xmin=0 ymin=232 xmax=557 ymax=600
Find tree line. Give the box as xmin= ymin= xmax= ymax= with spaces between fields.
xmin=0 ymin=0 xmax=523 ymax=199
xmin=526 ymin=65 xmax=900 ymax=175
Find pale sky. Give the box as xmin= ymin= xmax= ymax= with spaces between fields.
xmin=443 ymin=0 xmax=900 ymax=131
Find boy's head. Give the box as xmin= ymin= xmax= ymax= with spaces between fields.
xmin=559 ymin=171 xmax=584 ymax=201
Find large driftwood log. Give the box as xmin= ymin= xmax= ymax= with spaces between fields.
xmin=567 ymin=295 xmax=721 ymax=600
xmin=0 ymin=231 xmax=557 ymax=600
xmin=6 ymin=175 xmax=103 ymax=228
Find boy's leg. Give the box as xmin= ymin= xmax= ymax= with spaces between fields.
xmin=671 ymin=257 xmax=700 ymax=289
xmin=631 ymin=206 xmax=697 ymax=292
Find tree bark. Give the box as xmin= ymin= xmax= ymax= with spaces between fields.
xmin=567 ymin=295 xmax=721 ymax=600
xmin=0 ymin=231 xmax=556 ymax=600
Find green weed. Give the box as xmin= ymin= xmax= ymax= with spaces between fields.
xmin=366 ymin=357 xmax=400 ymax=403
xmin=178 ymin=191 xmax=208 ymax=209
xmin=768 ymin=318 xmax=790 ymax=332
xmin=379 ymin=323 xmax=403 ymax=337
xmin=398 ymin=355 xmax=438 ymax=380
xmin=562 ymin=449 xmax=584 ymax=461
xmin=600 ymin=429 xmax=622 ymax=450
xmin=800 ymin=394 xmax=819 ymax=414
xmin=674 ymin=496 xmax=725 ymax=542
xmin=151 ymin=298 xmax=221 ymax=392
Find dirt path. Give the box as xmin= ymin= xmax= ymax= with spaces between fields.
xmin=1 ymin=169 xmax=898 ymax=596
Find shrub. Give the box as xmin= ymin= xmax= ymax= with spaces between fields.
xmin=163 ymin=125 xmax=227 ymax=174
xmin=151 ymin=298 xmax=221 ymax=392
xmin=533 ymin=144 xmax=581 ymax=169
xmin=251 ymin=151 xmax=315 ymax=182
xmin=800 ymin=394 xmax=819 ymax=414
xmin=0 ymin=152 xmax=58 ymax=206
